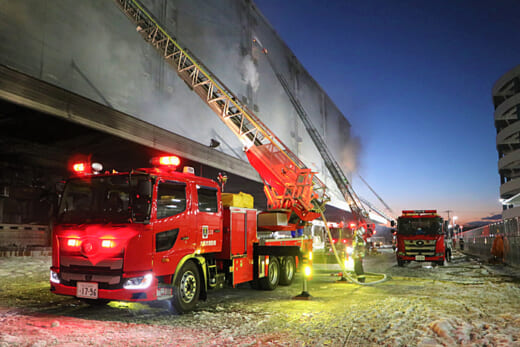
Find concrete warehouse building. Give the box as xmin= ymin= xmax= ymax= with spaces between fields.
xmin=0 ymin=0 xmax=388 ymax=247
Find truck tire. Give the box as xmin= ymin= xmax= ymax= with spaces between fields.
xmin=259 ymin=256 xmax=280 ymax=290
xmin=279 ymin=256 xmax=296 ymax=286
xmin=171 ymin=261 xmax=200 ymax=313
xmin=397 ymin=259 xmax=404 ymax=267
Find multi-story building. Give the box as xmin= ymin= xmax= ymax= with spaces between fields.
xmin=494 ymin=64 xmax=520 ymax=219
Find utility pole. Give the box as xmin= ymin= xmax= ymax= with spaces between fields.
xmin=444 ymin=210 xmax=453 ymax=223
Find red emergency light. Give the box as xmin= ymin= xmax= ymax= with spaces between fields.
xmin=72 ymin=163 xmax=86 ymax=173
xmin=150 ymin=156 xmax=181 ymax=168
xmin=402 ymin=210 xmax=437 ymax=216
xmin=71 ymin=161 xmax=103 ymax=175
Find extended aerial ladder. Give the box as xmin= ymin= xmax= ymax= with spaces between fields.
xmin=252 ymin=38 xmax=395 ymax=227
xmin=267 ymin=65 xmax=368 ymax=225
xmin=358 ymin=175 xmax=395 ymax=221
xmin=252 ymin=40 xmax=393 ymax=232
xmin=114 ymin=0 xmax=328 ymax=222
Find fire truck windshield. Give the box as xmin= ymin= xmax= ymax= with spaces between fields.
xmin=397 ymin=217 xmax=442 ymax=236
xmin=57 ymin=174 xmax=152 ymax=224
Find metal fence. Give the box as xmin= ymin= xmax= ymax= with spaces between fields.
xmin=460 ymin=218 xmax=520 ymax=267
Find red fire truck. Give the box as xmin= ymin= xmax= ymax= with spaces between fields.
xmin=50 ymin=157 xmax=313 ymax=312
xmin=393 ymin=210 xmax=452 ymax=266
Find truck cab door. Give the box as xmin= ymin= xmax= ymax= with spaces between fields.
xmin=195 ymin=185 xmax=222 ymax=253
xmin=152 ymin=179 xmax=195 ymax=277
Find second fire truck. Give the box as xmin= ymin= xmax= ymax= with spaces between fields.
xmin=393 ymin=210 xmax=453 ymax=266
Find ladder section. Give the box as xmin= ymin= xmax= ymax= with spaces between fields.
xmin=358 ymin=175 xmax=394 ymax=221
xmin=253 ymin=38 xmax=392 ymax=224
xmin=114 ymin=0 xmax=327 ymax=221
xmin=275 ymin=72 xmax=368 ymax=223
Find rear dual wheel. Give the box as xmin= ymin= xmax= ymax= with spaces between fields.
xmin=279 ymin=256 xmax=296 ymax=286
xmin=259 ymin=256 xmax=280 ymax=290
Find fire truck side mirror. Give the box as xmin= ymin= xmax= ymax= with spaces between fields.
xmin=390 ymin=220 xmax=395 ymax=227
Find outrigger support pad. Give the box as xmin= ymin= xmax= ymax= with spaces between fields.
xmin=292 ymin=291 xmax=312 ymax=300
xmin=292 ymin=274 xmax=312 ymax=300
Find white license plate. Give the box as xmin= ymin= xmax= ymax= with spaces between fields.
xmin=76 ymin=282 xmax=98 ymax=299
xmin=415 ymin=255 xmax=425 ymax=261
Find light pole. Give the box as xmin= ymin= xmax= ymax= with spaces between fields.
xmin=453 ymin=216 xmax=458 ymax=236
xmin=444 ymin=210 xmax=453 ymax=223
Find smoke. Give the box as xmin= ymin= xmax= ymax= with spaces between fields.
xmin=240 ymin=55 xmax=260 ymax=93
xmin=340 ymin=136 xmax=362 ymax=174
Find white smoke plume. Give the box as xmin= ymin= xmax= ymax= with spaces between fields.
xmin=341 ymin=136 xmax=362 ymax=174
xmin=240 ymin=55 xmax=260 ymax=93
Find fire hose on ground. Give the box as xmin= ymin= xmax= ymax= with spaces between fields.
xmin=320 ymin=210 xmax=388 ymax=286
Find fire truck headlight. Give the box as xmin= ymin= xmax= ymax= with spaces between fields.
xmin=346 ymin=246 xmax=353 ymax=255
xmin=101 ymin=240 xmax=115 ymax=248
xmin=123 ymin=273 xmax=153 ymax=289
xmin=50 ymin=270 xmax=60 ymax=284
xmin=303 ymin=265 xmax=312 ymax=277
xmin=67 ymin=239 xmax=81 ymax=247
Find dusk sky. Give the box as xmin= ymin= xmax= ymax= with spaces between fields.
xmin=255 ymin=0 xmax=520 ymax=224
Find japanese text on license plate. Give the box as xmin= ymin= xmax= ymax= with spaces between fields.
xmin=76 ymin=282 xmax=98 ymax=299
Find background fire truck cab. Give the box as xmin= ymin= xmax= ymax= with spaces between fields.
xmin=393 ymin=210 xmax=453 ymax=267
xmin=50 ymin=157 xmax=312 ymax=313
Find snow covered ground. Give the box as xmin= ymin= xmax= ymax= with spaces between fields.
xmin=0 ymin=250 xmax=519 ymax=346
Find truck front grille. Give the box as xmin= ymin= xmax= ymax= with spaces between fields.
xmin=403 ymin=239 xmax=436 ymax=256
xmin=59 ymin=255 xmax=123 ymax=289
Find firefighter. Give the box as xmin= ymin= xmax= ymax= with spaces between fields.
xmin=491 ymin=233 xmax=505 ymax=264
xmin=353 ymin=226 xmax=366 ymax=283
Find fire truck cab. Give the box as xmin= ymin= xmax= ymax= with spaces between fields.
xmin=50 ymin=157 xmax=311 ymax=312
xmin=394 ymin=210 xmax=452 ymax=266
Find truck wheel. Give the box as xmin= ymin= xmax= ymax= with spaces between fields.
xmin=260 ymin=256 xmax=280 ymax=290
xmin=171 ymin=261 xmax=200 ymax=313
xmin=436 ymin=260 xmax=445 ymax=266
xmin=446 ymin=249 xmax=452 ymax=262
xmin=397 ymin=259 xmax=404 ymax=267
xmin=279 ymin=256 xmax=296 ymax=286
